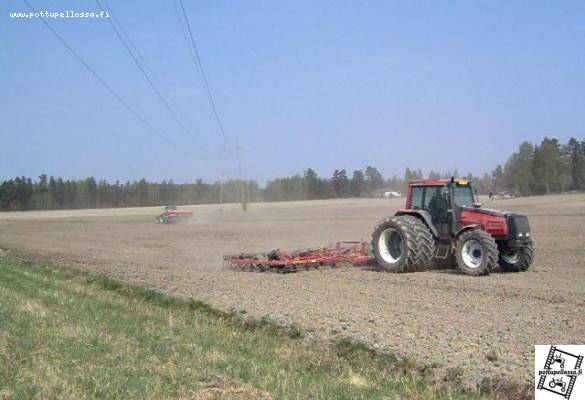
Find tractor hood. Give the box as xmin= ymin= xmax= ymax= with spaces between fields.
xmin=460 ymin=206 xmax=509 ymax=218
xmin=462 ymin=206 xmax=529 ymax=221
xmin=460 ymin=206 xmax=531 ymax=241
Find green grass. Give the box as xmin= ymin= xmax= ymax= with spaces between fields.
xmin=0 ymin=255 xmax=489 ymax=400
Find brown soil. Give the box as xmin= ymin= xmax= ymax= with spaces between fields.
xmin=1 ymin=194 xmax=584 ymax=386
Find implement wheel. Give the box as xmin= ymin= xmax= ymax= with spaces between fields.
xmin=455 ymin=230 xmax=498 ymax=276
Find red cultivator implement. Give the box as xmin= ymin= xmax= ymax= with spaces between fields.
xmin=223 ymin=241 xmax=375 ymax=273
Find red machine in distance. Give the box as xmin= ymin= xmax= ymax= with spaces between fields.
xmin=155 ymin=206 xmax=193 ymax=224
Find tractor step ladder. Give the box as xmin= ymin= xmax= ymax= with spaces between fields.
xmin=435 ymin=244 xmax=450 ymax=259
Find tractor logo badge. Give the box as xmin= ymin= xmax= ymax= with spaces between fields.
xmin=535 ymin=345 xmax=584 ymax=399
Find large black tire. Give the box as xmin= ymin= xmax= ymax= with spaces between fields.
xmin=402 ymin=215 xmax=436 ymax=271
xmin=372 ymin=215 xmax=435 ymax=272
xmin=455 ymin=230 xmax=498 ymax=276
xmin=498 ymin=242 xmax=535 ymax=272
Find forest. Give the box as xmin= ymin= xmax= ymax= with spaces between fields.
xmin=1 ymin=137 xmax=584 ymax=211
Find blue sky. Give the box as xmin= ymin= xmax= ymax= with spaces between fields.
xmin=1 ymin=0 xmax=584 ymax=184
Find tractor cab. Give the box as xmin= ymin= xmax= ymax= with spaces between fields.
xmin=406 ymin=178 xmax=480 ymax=238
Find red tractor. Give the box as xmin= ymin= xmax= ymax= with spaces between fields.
xmin=155 ymin=206 xmax=193 ymax=224
xmin=372 ymin=178 xmax=534 ymax=275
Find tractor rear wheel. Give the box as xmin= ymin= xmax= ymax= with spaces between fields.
xmin=402 ymin=215 xmax=436 ymax=271
xmin=498 ymin=242 xmax=534 ymax=272
xmin=372 ymin=215 xmax=435 ymax=272
xmin=455 ymin=230 xmax=498 ymax=276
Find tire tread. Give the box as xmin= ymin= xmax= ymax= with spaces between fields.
xmin=499 ymin=241 xmax=535 ymax=272
xmin=372 ymin=215 xmax=436 ymax=273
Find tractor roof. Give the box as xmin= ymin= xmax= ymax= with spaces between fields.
xmin=408 ymin=178 xmax=472 ymax=187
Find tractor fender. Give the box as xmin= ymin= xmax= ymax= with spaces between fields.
xmin=455 ymin=224 xmax=482 ymax=239
xmin=394 ymin=210 xmax=439 ymax=238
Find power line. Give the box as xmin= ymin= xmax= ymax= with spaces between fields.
xmin=103 ymin=0 xmax=201 ymax=148
xmin=100 ymin=0 xmax=162 ymax=90
xmin=95 ymin=0 xmax=213 ymax=155
xmin=176 ymin=0 xmax=228 ymax=145
xmin=21 ymin=0 xmax=189 ymax=158
xmin=172 ymin=0 xmax=201 ymax=84
xmin=173 ymin=0 xmax=249 ymax=208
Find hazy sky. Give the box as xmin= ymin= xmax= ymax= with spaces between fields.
xmin=1 ymin=0 xmax=584 ymax=184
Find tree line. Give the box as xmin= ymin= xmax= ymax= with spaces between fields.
xmin=1 ymin=137 xmax=583 ymax=211
xmin=493 ymin=137 xmax=585 ymax=195
xmin=261 ymin=166 xmax=497 ymax=201
xmin=0 ymin=175 xmax=261 ymax=211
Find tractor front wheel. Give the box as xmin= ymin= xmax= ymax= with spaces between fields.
xmin=498 ymin=242 xmax=534 ymax=272
xmin=455 ymin=230 xmax=498 ymax=276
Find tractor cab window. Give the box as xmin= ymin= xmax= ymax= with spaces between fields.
xmin=410 ymin=187 xmax=423 ymax=209
xmin=453 ymin=186 xmax=474 ymax=207
xmin=423 ymin=187 xmax=441 ymax=208
xmin=424 ymin=186 xmax=448 ymax=220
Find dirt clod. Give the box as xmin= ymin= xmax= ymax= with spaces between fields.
xmin=486 ymin=349 xmax=499 ymax=362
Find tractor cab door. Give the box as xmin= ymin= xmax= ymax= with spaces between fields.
xmin=411 ymin=186 xmax=452 ymax=238
xmin=449 ymin=182 xmax=477 ymax=233
xmin=423 ymin=186 xmax=451 ymax=237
